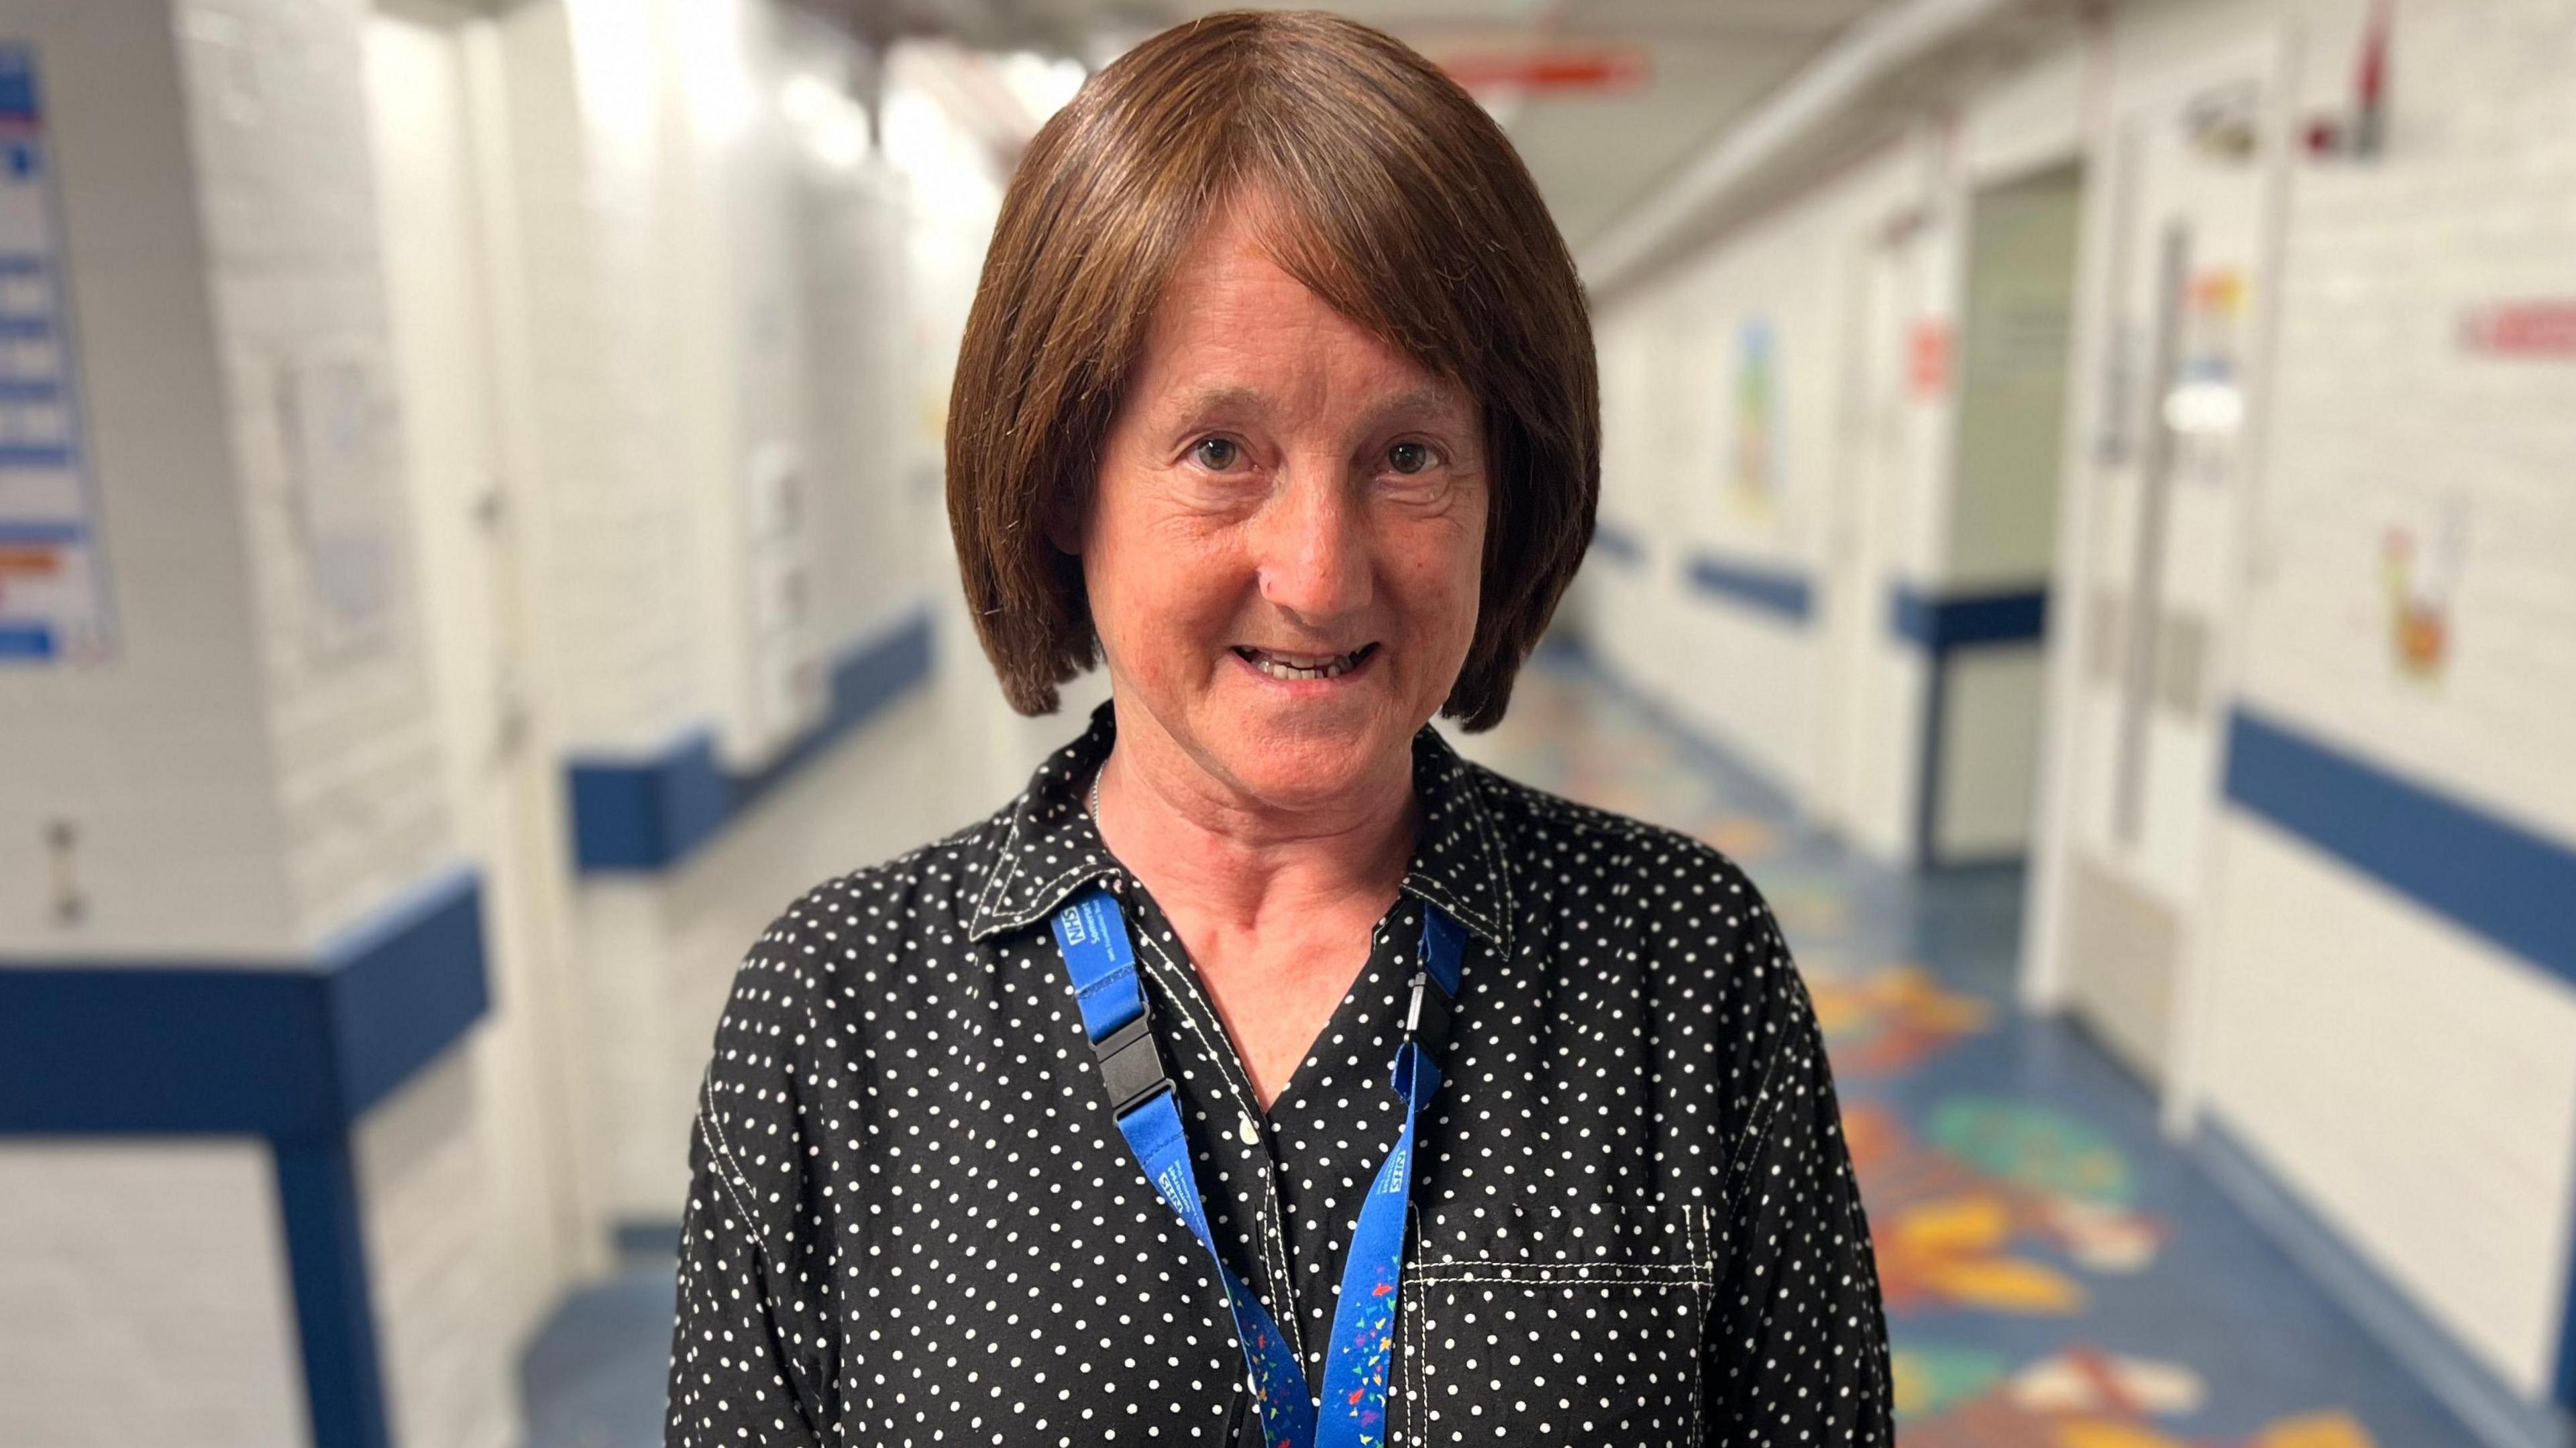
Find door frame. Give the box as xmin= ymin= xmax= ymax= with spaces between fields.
xmin=366 ymin=0 xmax=607 ymax=1313
xmin=2017 ymin=23 xmax=2299 ymax=1137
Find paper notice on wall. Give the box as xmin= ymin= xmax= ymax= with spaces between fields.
xmin=279 ymin=352 xmax=394 ymax=657
xmin=1729 ymin=317 xmax=1779 ymax=514
xmin=0 ymin=42 xmax=113 ymax=665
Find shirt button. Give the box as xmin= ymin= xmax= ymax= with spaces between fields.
xmin=1237 ymin=1114 xmax=1262 ymax=1146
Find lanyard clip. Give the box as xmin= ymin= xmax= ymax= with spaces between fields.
xmin=1404 ymin=969 xmax=1456 ymax=1064
xmin=1091 ymin=1007 xmax=1173 ymax=1119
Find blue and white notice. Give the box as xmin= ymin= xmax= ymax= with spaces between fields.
xmin=0 ymin=42 xmax=111 ymax=665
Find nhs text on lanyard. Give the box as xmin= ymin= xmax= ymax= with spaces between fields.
xmin=1049 ymin=885 xmax=1466 ymax=1448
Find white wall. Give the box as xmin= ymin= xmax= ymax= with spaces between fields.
xmin=355 ymin=1050 xmax=517 ymax=1448
xmin=1587 ymin=144 xmax=1925 ymax=814
xmin=2179 ymin=0 xmax=2576 ymax=1405
xmin=0 ymin=3 xmax=1116 ymax=1443
xmin=1585 ymin=51 xmax=2089 ymax=867
xmin=1591 ymin=0 xmax=2576 ymax=1419
xmin=0 ymin=2 xmax=519 ymax=1445
xmin=2012 ymin=0 xmax=2576 ymax=1415
xmin=176 ymin=0 xmax=455 ymax=950
xmin=488 ymin=0 xmax=700 ymax=760
xmin=476 ymin=11 xmax=1069 ymax=1224
xmin=0 ymin=0 xmax=290 ymax=960
xmin=0 ymin=1141 xmax=305 ymax=1447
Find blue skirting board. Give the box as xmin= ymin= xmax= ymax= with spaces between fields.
xmin=569 ymin=606 xmax=934 ymax=873
xmin=0 ymin=862 xmax=489 ymax=1448
xmin=2196 ymin=1119 xmax=2575 ymax=1448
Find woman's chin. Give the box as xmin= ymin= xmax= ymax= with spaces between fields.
xmin=1197 ymin=701 xmax=1415 ymax=808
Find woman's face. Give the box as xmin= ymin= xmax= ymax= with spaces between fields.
xmin=1079 ymin=201 xmax=1489 ymax=813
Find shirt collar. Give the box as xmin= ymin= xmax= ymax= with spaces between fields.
xmin=965 ymin=700 xmax=1514 ymax=954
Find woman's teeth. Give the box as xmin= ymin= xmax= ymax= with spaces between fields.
xmin=1238 ymin=645 xmax=1369 ymax=681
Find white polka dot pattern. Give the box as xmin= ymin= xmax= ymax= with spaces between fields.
xmin=666 ymin=702 xmax=1894 ymax=1445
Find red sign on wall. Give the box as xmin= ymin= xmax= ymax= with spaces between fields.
xmin=2459 ymin=302 xmax=2576 ymax=356
xmin=1908 ymin=319 xmax=1953 ymax=398
xmin=1438 ymin=48 xmax=1648 ymax=95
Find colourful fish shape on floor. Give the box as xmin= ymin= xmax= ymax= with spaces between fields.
xmin=1931 ymin=1097 xmax=2136 ymax=1208
xmin=1697 ymin=813 xmax=1776 ymax=860
xmin=1845 ymin=1101 xmax=2164 ymax=1311
xmin=1896 ymin=1343 xmax=2377 ymax=1448
xmin=1808 ymin=963 xmax=1994 ymax=1075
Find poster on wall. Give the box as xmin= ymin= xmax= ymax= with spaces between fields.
xmin=2381 ymin=496 xmax=2467 ymax=683
xmin=0 ymin=42 xmax=114 ymax=665
xmin=278 ymin=351 xmax=395 ymax=661
xmin=2157 ymin=264 xmax=2249 ymax=486
xmin=1729 ymin=317 xmax=1778 ymax=512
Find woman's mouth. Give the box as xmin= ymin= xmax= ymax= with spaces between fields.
xmin=1233 ymin=643 xmax=1377 ymax=681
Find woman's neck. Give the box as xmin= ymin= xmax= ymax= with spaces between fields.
xmin=1091 ymin=720 xmax=1416 ymax=936
xmin=1091 ymin=706 xmax=1417 ymax=1108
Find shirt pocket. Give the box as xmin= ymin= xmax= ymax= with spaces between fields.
xmin=1395 ymin=1203 xmax=1719 ymax=1447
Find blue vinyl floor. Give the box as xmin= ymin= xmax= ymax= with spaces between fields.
xmin=522 ymin=656 xmax=2479 ymax=1447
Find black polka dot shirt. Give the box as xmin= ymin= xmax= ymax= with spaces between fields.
xmin=668 ymin=702 xmax=1894 ymax=1446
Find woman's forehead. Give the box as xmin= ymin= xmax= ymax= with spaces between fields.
xmin=1132 ymin=207 xmax=1470 ymax=423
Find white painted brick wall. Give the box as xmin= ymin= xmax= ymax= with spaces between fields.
xmin=2194 ymin=0 xmax=2576 ymax=1400
xmin=2204 ymin=813 xmax=2576 ymax=1400
xmin=490 ymin=0 xmax=702 ymax=757
xmin=1593 ymin=0 xmax=2576 ymax=1400
xmin=595 ymin=683 xmax=1027 ymax=1222
xmin=356 ymin=1048 xmax=519 ymax=1448
xmin=0 ymin=0 xmax=293 ymax=960
xmin=3 ymin=4 xmax=998 ymax=1445
xmin=173 ymin=0 xmax=453 ymax=952
xmin=171 ymin=2 xmax=533 ymax=1443
xmin=2236 ymin=0 xmax=2576 ymax=842
xmin=498 ymin=1 xmax=989 ymax=1225
xmin=1588 ymin=134 xmax=1967 ymax=855
xmin=0 ymin=1141 xmax=307 ymax=1447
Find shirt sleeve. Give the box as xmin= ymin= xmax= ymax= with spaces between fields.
xmin=665 ymin=911 xmax=844 ymax=1446
xmin=1706 ymin=915 xmax=1896 ymax=1445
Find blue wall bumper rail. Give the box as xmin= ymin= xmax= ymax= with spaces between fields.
xmin=2221 ymin=704 xmax=2576 ymax=1418
xmin=2223 ymin=706 xmax=2576 ymax=993
xmin=1590 ymin=519 xmax=1647 ymax=569
xmin=0 ymin=863 xmax=490 ymax=1448
xmin=569 ymin=605 xmax=934 ymax=874
xmin=1890 ymin=582 xmax=2049 ymax=652
xmin=1890 ymin=582 xmax=2051 ymax=867
xmin=1683 ymin=550 xmax=1813 ymax=621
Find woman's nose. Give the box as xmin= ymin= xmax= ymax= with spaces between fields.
xmin=1255 ymin=471 xmax=1373 ymax=623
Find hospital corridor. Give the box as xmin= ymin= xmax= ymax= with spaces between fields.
xmin=1 ymin=2 xmax=2571 ymax=1447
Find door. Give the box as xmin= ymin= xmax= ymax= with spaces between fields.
xmin=2055 ymin=56 xmax=2273 ymax=1087
xmin=1819 ymin=215 xmax=1933 ymax=862
xmin=1812 ymin=235 xmax=1882 ymax=846
xmin=366 ymin=3 xmax=600 ymax=1333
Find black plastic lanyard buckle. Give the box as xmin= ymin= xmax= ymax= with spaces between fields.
xmin=1404 ymin=970 xmax=1456 ymax=1066
xmin=1091 ymin=1008 xmax=1173 ymax=1119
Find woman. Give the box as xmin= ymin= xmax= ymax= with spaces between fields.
xmin=669 ymin=11 xmax=1890 ymax=1446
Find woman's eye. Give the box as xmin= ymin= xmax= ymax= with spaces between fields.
xmin=1387 ymin=441 xmax=1434 ymax=475
xmin=1192 ymin=437 xmax=1242 ymax=471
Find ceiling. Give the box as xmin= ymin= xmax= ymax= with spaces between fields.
xmin=822 ymin=0 xmax=1898 ymax=254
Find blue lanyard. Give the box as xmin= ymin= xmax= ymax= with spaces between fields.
xmin=1049 ymin=885 xmax=1466 ymax=1448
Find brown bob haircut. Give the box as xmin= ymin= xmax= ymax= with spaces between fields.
xmin=946 ymin=8 xmax=1598 ymax=731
